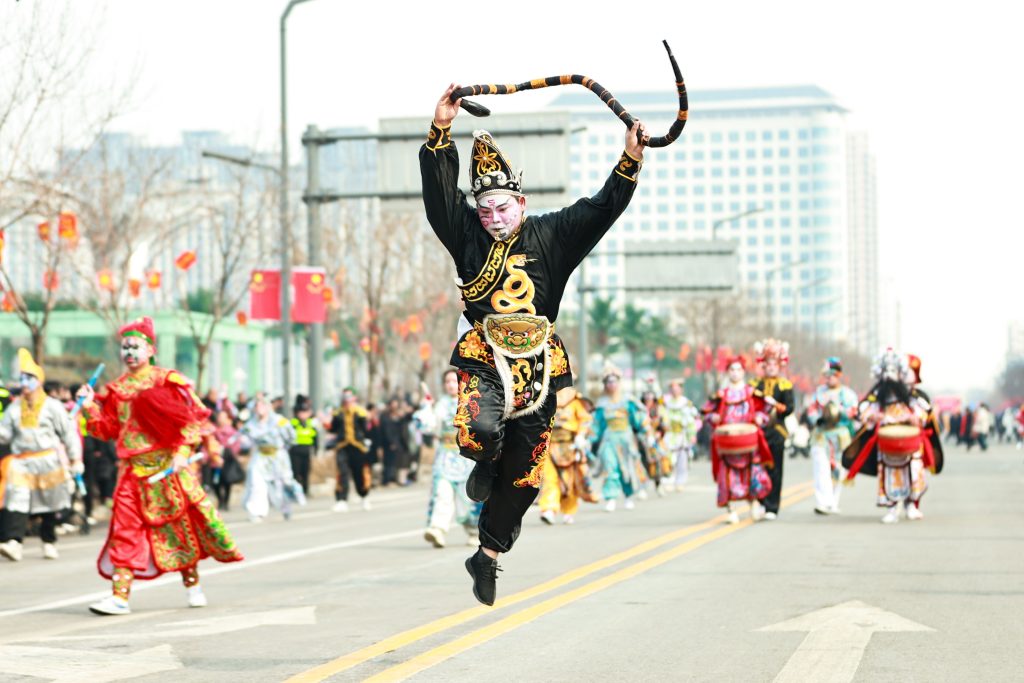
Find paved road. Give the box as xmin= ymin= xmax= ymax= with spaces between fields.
xmin=1 ymin=441 xmax=1021 ymax=682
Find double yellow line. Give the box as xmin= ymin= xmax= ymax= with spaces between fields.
xmin=288 ymin=481 xmax=814 ymax=683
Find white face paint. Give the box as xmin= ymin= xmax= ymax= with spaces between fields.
xmin=476 ymin=194 xmax=525 ymax=241
xmin=727 ymin=362 xmax=745 ymax=384
xmin=120 ymin=337 xmax=152 ymax=370
xmin=764 ymin=358 xmax=781 ymax=378
xmin=19 ymin=373 xmax=39 ymax=392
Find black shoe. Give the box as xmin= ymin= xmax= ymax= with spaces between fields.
xmin=466 ymin=461 xmax=496 ymax=503
xmin=465 ymin=548 xmax=501 ymax=606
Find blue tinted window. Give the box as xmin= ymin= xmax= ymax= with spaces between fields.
xmin=779 ymin=130 xmax=790 ymax=141
xmin=729 ymin=132 xmax=739 ymax=142
xmin=694 ymin=151 xmax=705 ymax=161
xmin=712 ymin=168 xmax=723 ymax=178
xmin=729 ymin=150 xmax=740 ymax=160
xmin=711 ymin=132 xmax=723 ymax=143
xmin=746 ymin=131 xmax=756 ymax=142
xmin=762 ymin=131 xmax=773 ymax=141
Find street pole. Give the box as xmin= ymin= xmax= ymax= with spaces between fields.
xmin=280 ymin=0 xmax=316 ymax=416
xmin=304 ymin=125 xmax=324 ymax=414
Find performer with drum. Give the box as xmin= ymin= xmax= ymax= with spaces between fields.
xmin=806 ymin=357 xmax=859 ymax=514
xmin=702 ymin=358 xmax=774 ymax=524
xmin=842 ymin=348 xmax=944 ymax=523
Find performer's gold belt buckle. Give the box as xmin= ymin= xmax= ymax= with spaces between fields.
xmin=130 ymin=451 xmax=173 ymax=478
xmin=607 ymin=418 xmax=630 ymax=431
xmin=482 ymin=313 xmax=550 ymax=358
xmin=258 ymin=445 xmax=278 ymax=455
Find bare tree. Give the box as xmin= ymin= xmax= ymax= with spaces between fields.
xmin=178 ymin=169 xmax=275 ymax=390
xmin=0 ymin=1 xmax=134 ymax=360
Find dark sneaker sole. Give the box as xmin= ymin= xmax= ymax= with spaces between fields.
xmin=465 ymin=557 xmax=495 ymax=606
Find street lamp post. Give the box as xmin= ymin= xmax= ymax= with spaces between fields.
xmin=707 ymin=207 xmax=763 ymax=390
xmin=279 ymin=0 xmax=318 ymax=416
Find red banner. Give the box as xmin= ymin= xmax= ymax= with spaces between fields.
xmin=249 ymin=269 xmax=281 ymax=321
xmin=291 ymin=268 xmax=326 ymax=324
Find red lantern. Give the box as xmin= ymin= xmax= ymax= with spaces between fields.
xmin=37 ymin=222 xmax=51 ymax=242
xmin=146 ymin=270 xmax=162 ymax=290
xmin=97 ymin=269 xmax=115 ymax=292
xmin=43 ymin=270 xmax=59 ymax=291
xmin=58 ymin=212 xmax=79 ymax=243
xmin=236 ymin=311 xmax=248 ymax=326
xmin=175 ymin=250 xmax=197 ymax=271
xmin=654 ymin=347 xmax=665 ymax=362
xmin=128 ymin=278 xmax=142 ymax=298
xmin=678 ymin=343 xmax=691 ymax=362
xmin=419 ymin=341 xmax=432 ymax=361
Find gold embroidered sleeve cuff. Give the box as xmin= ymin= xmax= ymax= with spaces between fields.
xmin=614 ymin=150 xmax=642 ymax=182
xmin=426 ymin=122 xmax=452 ymax=152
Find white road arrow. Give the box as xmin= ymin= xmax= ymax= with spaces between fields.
xmin=757 ymin=600 xmax=934 ymax=683
xmin=0 ymin=643 xmax=182 ymax=683
xmin=28 ymin=606 xmax=317 ymax=642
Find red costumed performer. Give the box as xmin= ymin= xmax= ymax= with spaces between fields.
xmin=78 ymin=317 xmax=243 ymax=615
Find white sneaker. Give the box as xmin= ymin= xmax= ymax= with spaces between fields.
xmin=764 ymin=512 xmax=777 ymax=521
xmin=563 ymin=515 xmax=575 ymax=525
xmin=660 ymin=482 xmax=676 ymax=494
xmin=248 ymin=515 xmax=264 ymax=524
xmin=187 ymin=586 xmax=208 ymax=608
xmin=361 ymin=498 xmax=372 ymax=511
xmin=906 ymin=503 xmax=924 ymax=521
xmin=726 ymin=511 xmax=740 ymax=525
xmin=830 ymin=506 xmax=842 ymax=515
xmin=42 ymin=543 xmax=59 ymax=560
xmin=750 ymin=501 xmax=766 ymax=521
xmin=636 ymin=489 xmax=649 ymax=501
xmin=89 ymin=595 xmax=131 ymax=616
xmin=540 ymin=511 xmax=555 ymax=525
xmin=0 ymin=540 xmax=23 ymax=562
xmin=332 ymin=500 xmax=350 ymax=513
xmin=604 ymin=500 xmax=617 ymax=513
xmin=424 ymin=527 xmax=446 ymax=548
xmin=881 ymin=507 xmax=900 ymax=524
xmin=624 ymin=497 xmax=636 ymax=510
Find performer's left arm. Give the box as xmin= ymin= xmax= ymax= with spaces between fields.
xmin=775 ymin=383 xmax=795 ymax=421
xmin=552 ymin=120 xmax=646 ymax=268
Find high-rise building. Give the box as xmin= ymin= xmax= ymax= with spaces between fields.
xmin=550 ymin=85 xmax=879 ymax=351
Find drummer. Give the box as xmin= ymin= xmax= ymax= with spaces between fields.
xmin=841 ymin=348 xmax=944 ymax=523
xmin=702 ymin=357 xmax=774 ymax=524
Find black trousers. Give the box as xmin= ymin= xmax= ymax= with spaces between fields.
xmin=763 ymin=432 xmax=786 ymax=514
xmin=0 ymin=509 xmax=57 ymax=543
xmin=335 ymin=445 xmax=372 ymax=501
xmin=456 ymin=366 xmax=557 ymax=554
xmin=289 ymin=445 xmax=313 ymax=494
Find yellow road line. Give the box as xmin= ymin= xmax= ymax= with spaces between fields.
xmin=366 ymin=486 xmax=816 ymax=683
xmin=286 ymin=481 xmax=812 ymax=683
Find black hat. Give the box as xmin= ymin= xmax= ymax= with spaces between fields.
xmin=470 ymin=130 xmax=522 ymax=206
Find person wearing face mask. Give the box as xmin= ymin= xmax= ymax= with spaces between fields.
xmin=421 ymin=84 xmax=646 ymax=606
xmin=76 ymin=317 xmax=243 ymax=615
xmin=702 ymin=357 xmax=774 ymax=524
xmin=0 ymin=349 xmax=82 ymax=562
xmin=749 ymin=339 xmax=795 ymax=521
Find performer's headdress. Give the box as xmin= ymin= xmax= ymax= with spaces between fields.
xmin=822 ymin=356 xmax=843 ymax=376
xmin=17 ymin=348 xmax=44 ymax=382
xmin=753 ymin=338 xmax=789 ymax=366
xmin=906 ymin=354 xmax=922 ymax=384
xmin=601 ymin=362 xmax=623 ymax=384
xmin=119 ymin=317 xmax=156 ymax=348
xmin=725 ymin=355 xmax=746 ymax=370
xmin=871 ymin=347 xmax=907 ymax=382
xmin=470 ymin=130 xmax=523 ymax=207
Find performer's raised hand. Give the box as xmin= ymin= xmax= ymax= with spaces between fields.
xmin=625 ymin=119 xmax=647 ymax=160
xmin=434 ymin=83 xmax=462 ymax=128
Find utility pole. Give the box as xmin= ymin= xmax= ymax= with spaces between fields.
xmin=304 ymin=125 xmax=324 ymax=413
xmin=578 ymin=258 xmax=589 ymax=396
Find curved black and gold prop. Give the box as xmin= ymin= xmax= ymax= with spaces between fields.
xmin=450 ymin=40 xmax=687 ymax=148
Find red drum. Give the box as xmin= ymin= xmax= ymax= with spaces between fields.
xmin=713 ymin=423 xmax=759 ymax=455
xmin=877 ymin=425 xmax=921 ymax=457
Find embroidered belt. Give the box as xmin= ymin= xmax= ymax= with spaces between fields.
xmin=10 ymin=448 xmax=57 ymax=459
xmin=668 ymin=424 xmax=684 ymax=433
xmin=607 ymin=418 xmax=630 ymax=431
xmin=129 ymin=450 xmax=173 ymax=478
xmin=258 ymin=445 xmax=278 ymax=455
xmin=482 ymin=313 xmax=551 ymax=358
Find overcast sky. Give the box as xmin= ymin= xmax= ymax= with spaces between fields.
xmin=5 ymin=0 xmax=1022 ymax=396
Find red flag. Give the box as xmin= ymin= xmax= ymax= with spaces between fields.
xmin=175 ymin=250 xmax=197 ymax=271
xmin=58 ymin=212 xmax=79 ymax=243
xmin=146 ymin=270 xmax=162 ymax=290
xmin=43 ymin=270 xmax=59 ymax=291
xmin=249 ymin=269 xmax=281 ymax=321
xmin=38 ymin=221 xmax=52 ymax=242
xmin=291 ymin=268 xmax=326 ymax=324
xmin=236 ymin=311 xmax=248 ymax=326
xmin=128 ymin=278 xmax=142 ymax=298
xmin=97 ymin=269 xmax=115 ymax=292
